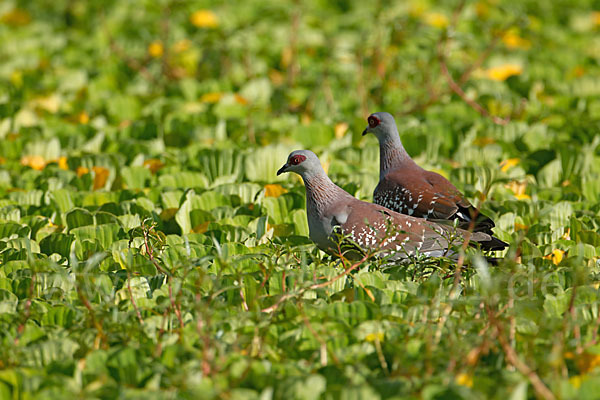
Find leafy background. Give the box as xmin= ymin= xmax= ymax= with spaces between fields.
xmin=1 ymin=0 xmax=600 ymax=398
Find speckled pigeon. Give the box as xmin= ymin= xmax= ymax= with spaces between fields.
xmin=276 ymin=150 xmax=506 ymax=260
xmin=363 ymin=112 xmax=503 ymax=238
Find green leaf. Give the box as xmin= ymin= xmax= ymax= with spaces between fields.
xmin=66 ymin=208 xmax=94 ymax=230
xmin=107 ymin=95 xmax=141 ymax=122
xmin=41 ymin=305 xmax=75 ymax=327
xmin=0 ymin=289 xmax=18 ymax=313
xmin=3 ymin=237 xmax=40 ymax=253
xmin=112 ymin=248 xmax=156 ymax=275
xmin=543 ymin=292 xmax=570 ymax=318
xmin=50 ymin=189 xmax=76 ymax=214
xmin=8 ymin=190 xmax=44 ymax=207
xmin=260 ymin=195 xmax=295 ymax=225
xmin=0 ymin=222 xmax=29 ymax=239
xmin=39 ymin=233 xmax=74 ymax=258
xmin=290 ymin=209 xmax=309 ymax=237
xmin=245 ymin=147 xmax=289 ymax=183
xmin=71 ymin=223 xmax=124 ymax=250
xmin=292 ymin=122 xmax=334 ymax=148
xmin=196 ymin=148 xmax=244 ymax=185
xmin=158 ymin=171 xmax=208 ymax=189
xmin=214 ymin=183 xmax=262 ymax=204
xmin=107 ymin=347 xmax=150 ymax=385
xmin=21 ymin=338 xmax=78 ymax=367
xmin=121 ymin=166 xmax=152 ymax=189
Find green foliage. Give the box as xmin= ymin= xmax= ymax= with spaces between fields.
xmin=0 ymin=0 xmax=599 ymax=399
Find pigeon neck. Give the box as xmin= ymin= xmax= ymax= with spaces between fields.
xmin=302 ymin=172 xmax=347 ymax=216
xmin=379 ymin=135 xmax=412 ymax=180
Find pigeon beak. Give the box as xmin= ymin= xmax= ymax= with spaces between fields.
xmin=276 ymin=163 xmax=289 ymax=176
xmin=362 ymin=127 xmax=369 ymax=136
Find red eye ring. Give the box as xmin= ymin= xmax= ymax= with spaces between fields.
xmin=368 ymin=116 xmax=380 ymax=128
xmin=290 ymin=155 xmax=306 ymax=165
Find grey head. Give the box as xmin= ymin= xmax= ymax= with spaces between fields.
xmin=276 ymin=150 xmax=325 ymax=179
xmin=362 ymin=112 xmax=400 ymax=142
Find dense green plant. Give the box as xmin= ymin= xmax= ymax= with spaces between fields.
xmin=0 ymin=0 xmax=599 ymax=398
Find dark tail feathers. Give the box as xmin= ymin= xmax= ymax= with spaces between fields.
xmin=478 ymin=235 xmax=508 ymax=251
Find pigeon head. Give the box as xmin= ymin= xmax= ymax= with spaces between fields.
xmin=362 ymin=112 xmax=399 ymax=142
xmin=277 ymin=150 xmax=325 ymax=178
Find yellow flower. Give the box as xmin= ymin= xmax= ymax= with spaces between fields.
xmin=58 ymin=156 xmax=69 ymax=170
xmin=148 ymin=40 xmax=164 ymax=58
xmin=200 ymin=92 xmax=223 ymax=103
xmin=544 ymin=249 xmax=565 ymax=265
xmin=234 ymin=94 xmax=248 ymax=105
xmin=485 ymin=64 xmax=523 ymax=81
xmin=92 ymin=166 xmax=109 ymax=190
xmin=335 ymin=122 xmax=349 ymax=139
xmin=502 ymin=30 xmax=531 ymax=49
xmin=21 ymin=155 xmax=46 ymax=171
xmin=365 ymin=332 xmax=384 ymax=342
xmin=593 ymin=11 xmax=600 ymax=26
xmin=424 ymin=12 xmax=449 ymax=28
xmin=455 ymin=372 xmax=473 ymax=388
xmin=500 ymin=158 xmax=520 ymax=172
xmin=76 ymin=166 xmax=89 ymax=177
xmin=514 ymin=222 xmax=528 ymax=231
xmin=190 ymin=10 xmax=219 ymax=28
xmin=78 ymin=111 xmax=89 ymax=124
xmin=505 ymin=180 xmax=530 ymax=200
xmin=514 ymin=193 xmax=530 ymax=201
xmin=264 ymin=184 xmax=287 ymax=198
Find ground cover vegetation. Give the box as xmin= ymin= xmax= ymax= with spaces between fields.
xmin=1 ymin=0 xmax=600 ymax=398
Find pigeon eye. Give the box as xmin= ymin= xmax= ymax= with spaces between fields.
xmin=290 ymin=155 xmax=306 ymax=165
xmin=368 ymin=116 xmax=379 ymax=128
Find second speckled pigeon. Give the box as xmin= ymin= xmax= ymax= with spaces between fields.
xmin=363 ymin=112 xmax=501 ymax=236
